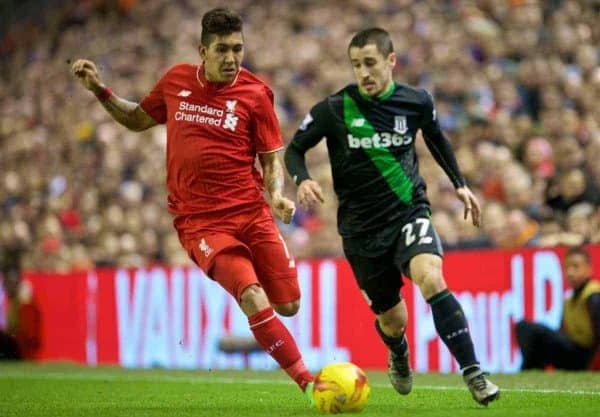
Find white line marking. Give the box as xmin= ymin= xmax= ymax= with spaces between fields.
xmin=0 ymin=371 xmax=598 ymax=396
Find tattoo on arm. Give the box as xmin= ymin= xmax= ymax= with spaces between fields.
xmin=100 ymin=94 xmax=157 ymax=132
xmin=260 ymin=152 xmax=284 ymax=199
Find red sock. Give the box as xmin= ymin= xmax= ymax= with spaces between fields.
xmin=249 ymin=307 xmax=313 ymax=390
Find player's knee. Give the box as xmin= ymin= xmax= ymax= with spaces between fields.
xmin=239 ymin=284 xmax=269 ymax=314
xmin=411 ymin=257 xmax=441 ymax=282
xmin=378 ymin=302 xmax=408 ymax=337
xmin=272 ymin=300 xmax=300 ymax=317
xmin=415 ymin=273 xmax=443 ymax=296
xmin=378 ymin=318 xmax=406 ymax=338
xmin=410 ymin=257 xmax=445 ymax=299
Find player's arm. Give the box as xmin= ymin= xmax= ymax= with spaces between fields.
xmin=252 ymin=86 xmax=296 ymax=224
xmin=419 ymin=90 xmax=481 ymax=227
xmin=284 ymin=100 xmax=329 ymax=210
xmin=259 ymin=151 xmax=296 ymax=224
xmin=71 ymin=59 xmax=157 ymax=132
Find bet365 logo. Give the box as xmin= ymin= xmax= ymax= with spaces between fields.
xmin=347 ymin=132 xmax=413 ymax=149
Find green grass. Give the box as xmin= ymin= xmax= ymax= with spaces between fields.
xmin=0 ymin=363 xmax=599 ymax=417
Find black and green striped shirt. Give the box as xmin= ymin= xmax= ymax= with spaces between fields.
xmin=285 ymin=82 xmax=464 ymax=240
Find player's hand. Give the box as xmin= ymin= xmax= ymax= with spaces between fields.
xmin=272 ymin=195 xmax=296 ymax=224
xmin=456 ymin=186 xmax=481 ymax=227
xmin=297 ymin=179 xmax=324 ymax=210
xmin=71 ymin=59 xmax=104 ymax=94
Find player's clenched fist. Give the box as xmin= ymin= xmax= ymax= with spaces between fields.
xmin=71 ymin=59 xmax=103 ymax=93
xmin=272 ymin=196 xmax=296 ymax=224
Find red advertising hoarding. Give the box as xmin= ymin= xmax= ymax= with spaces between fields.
xmin=2 ymin=246 xmax=599 ymax=373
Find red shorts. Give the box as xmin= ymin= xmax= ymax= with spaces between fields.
xmin=178 ymin=205 xmax=299 ymax=304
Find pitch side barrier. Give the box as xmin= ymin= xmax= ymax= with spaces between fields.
xmin=2 ymin=246 xmax=599 ymax=373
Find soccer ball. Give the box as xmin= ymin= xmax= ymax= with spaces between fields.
xmin=312 ymin=362 xmax=370 ymax=414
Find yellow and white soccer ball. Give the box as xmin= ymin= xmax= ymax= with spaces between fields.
xmin=312 ymin=362 xmax=371 ymax=414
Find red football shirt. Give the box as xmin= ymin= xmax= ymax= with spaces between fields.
xmin=140 ymin=64 xmax=283 ymax=220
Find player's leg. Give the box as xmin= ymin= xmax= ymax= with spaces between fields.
xmin=408 ymin=253 xmax=499 ymax=405
xmin=396 ymin=215 xmax=499 ymax=405
xmin=240 ymin=210 xmax=314 ymax=392
xmin=243 ymin=207 xmax=301 ymax=317
xmin=184 ymin=234 xmax=312 ymax=393
xmin=376 ymin=300 xmax=412 ymax=395
xmin=396 ymin=215 xmax=479 ymax=371
xmin=345 ymin=250 xmax=412 ymax=395
xmin=211 ymin=249 xmax=312 ymax=392
xmin=409 ymin=254 xmax=478 ymax=367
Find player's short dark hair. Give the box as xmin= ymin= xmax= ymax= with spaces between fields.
xmin=565 ymin=245 xmax=591 ymax=263
xmin=348 ymin=28 xmax=394 ymax=57
xmin=200 ymin=7 xmax=243 ymax=46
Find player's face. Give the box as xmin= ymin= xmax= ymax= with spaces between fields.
xmin=349 ymin=44 xmax=396 ymax=97
xmin=199 ymin=32 xmax=244 ymax=82
xmin=564 ymin=253 xmax=592 ymax=289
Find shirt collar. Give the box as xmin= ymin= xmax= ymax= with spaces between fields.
xmin=196 ymin=64 xmax=241 ymax=91
xmin=358 ymin=81 xmax=396 ymax=102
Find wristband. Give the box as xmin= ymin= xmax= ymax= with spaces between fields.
xmin=95 ymin=86 xmax=112 ymax=102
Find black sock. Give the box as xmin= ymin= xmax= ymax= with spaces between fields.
xmin=375 ymin=319 xmax=408 ymax=356
xmin=428 ymin=289 xmax=479 ymax=373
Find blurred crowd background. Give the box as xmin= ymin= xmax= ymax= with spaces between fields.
xmin=1 ymin=0 xmax=600 ymax=272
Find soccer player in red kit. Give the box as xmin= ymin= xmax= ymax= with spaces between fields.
xmin=71 ymin=7 xmax=314 ymax=396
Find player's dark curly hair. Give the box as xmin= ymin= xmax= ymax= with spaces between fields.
xmin=201 ymin=7 xmax=243 ymax=46
xmin=348 ymin=27 xmax=394 ymax=57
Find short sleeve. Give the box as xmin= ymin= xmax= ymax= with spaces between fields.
xmin=251 ymin=86 xmax=283 ymax=153
xmin=140 ymin=73 xmax=168 ymax=124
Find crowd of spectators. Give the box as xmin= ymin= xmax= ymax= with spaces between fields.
xmin=1 ymin=0 xmax=599 ymax=272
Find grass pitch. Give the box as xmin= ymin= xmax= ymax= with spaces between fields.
xmin=0 ymin=363 xmax=598 ymax=417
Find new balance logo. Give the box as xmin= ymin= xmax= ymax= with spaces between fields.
xmin=351 ymin=118 xmax=365 ymax=127
xmin=177 ymin=90 xmax=192 ymax=97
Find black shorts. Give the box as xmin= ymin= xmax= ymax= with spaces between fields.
xmin=343 ymin=212 xmax=443 ymax=314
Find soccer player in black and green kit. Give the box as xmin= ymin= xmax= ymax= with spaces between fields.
xmin=285 ymin=28 xmax=500 ymax=406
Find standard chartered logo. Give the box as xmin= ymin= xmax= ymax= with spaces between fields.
xmin=175 ymin=100 xmax=239 ymax=131
xmin=347 ymin=132 xmax=413 ymax=149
